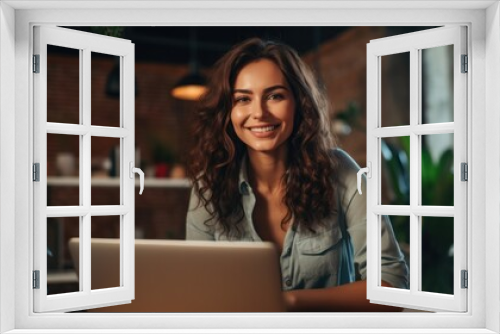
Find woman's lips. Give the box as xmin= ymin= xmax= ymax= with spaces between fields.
xmin=247 ymin=124 xmax=280 ymax=138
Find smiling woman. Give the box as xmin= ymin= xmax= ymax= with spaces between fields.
xmin=186 ymin=38 xmax=408 ymax=312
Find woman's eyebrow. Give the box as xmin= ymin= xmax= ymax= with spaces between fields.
xmin=233 ymin=85 xmax=289 ymax=95
xmin=232 ymin=89 xmax=252 ymax=95
xmin=263 ymin=85 xmax=289 ymax=93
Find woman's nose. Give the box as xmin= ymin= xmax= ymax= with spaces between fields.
xmin=251 ymin=100 xmax=268 ymax=119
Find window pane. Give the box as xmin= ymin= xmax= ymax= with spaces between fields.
xmin=47 ymin=45 xmax=80 ymax=124
xmin=421 ymin=45 xmax=454 ymax=124
xmin=421 ymin=216 xmax=454 ymax=294
xmin=381 ymin=136 xmax=410 ymax=205
xmin=91 ymin=52 xmax=120 ymax=127
xmin=381 ymin=215 xmax=410 ymax=290
xmin=91 ymin=215 xmax=121 ymax=290
xmin=91 ymin=136 xmax=121 ymax=206
xmin=421 ymin=134 xmax=454 ymax=206
xmin=47 ymin=217 xmax=80 ymax=295
xmin=381 ymin=52 xmax=410 ymax=127
xmin=47 ymin=133 xmax=80 ymax=206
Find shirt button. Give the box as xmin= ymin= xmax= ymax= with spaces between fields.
xmin=285 ymin=279 xmax=292 ymax=287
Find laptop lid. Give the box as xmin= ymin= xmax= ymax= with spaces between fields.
xmin=68 ymin=238 xmax=286 ymax=312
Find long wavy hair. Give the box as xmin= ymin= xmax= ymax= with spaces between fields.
xmin=187 ymin=37 xmax=339 ymax=237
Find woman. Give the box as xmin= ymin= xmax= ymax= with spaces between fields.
xmin=186 ymin=38 xmax=408 ymax=312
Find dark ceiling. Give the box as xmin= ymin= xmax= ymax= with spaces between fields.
xmin=63 ymin=26 xmax=430 ymax=67
xmin=66 ymin=26 xmax=350 ymax=67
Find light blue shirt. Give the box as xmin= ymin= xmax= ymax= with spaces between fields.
xmin=186 ymin=149 xmax=409 ymax=291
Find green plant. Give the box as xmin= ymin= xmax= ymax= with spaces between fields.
xmin=382 ymin=137 xmax=454 ymax=294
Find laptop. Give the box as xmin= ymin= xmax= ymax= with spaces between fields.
xmin=68 ymin=238 xmax=286 ymax=312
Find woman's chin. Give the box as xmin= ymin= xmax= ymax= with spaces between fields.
xmin=246 ymin=143 xmax=287 ymax=156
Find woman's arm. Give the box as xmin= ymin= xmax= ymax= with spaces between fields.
xmin=283 ymin=280 xmax=402 ymax=312
xmin=287 ymin=150 xmax=408 ymax=312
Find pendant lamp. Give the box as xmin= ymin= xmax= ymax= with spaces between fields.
xmin=171 ymin=28 xmax=207 ymax=101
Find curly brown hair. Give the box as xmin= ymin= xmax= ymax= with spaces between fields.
xmin=187 ymin=37 xmax=339 ymax=237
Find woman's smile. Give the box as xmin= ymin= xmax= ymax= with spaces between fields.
xmin=247 ymin=124 xmax=281 ymax=137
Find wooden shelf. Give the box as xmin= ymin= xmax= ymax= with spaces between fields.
xmin=47 ymin=270 xmax=78 ymax=284
xmin=47 ymin=177 xmax=191 ymax=188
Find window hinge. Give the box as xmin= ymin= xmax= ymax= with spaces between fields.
xmin=461 ymin=270 xmax=468 ymax=289
xmin=33 ymin=163 xmax=40 ymax=182
xmin=33 ymin=270 xmax=40 ymax=289
xmin=461 ymin=54 xmax=468 ymax=73
xmin=461 ymin=162 xmax=468 ymax=181
xmin=33 ymin=54 xmax=40 ymax=73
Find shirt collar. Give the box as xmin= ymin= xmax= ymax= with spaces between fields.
xmin=238 ymin=156 xmax=251 ymax=195
xmin=238 ymin=155 xmax=291 ymax=195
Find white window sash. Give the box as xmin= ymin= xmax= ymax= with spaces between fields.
xmin=366 ymin=26 xmax=468 ymax=312
xmin=33 ymin=25 xmax=136 ymax=313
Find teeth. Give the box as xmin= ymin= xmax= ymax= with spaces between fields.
xmin=250 ymin=125 xmax=277 ymax=133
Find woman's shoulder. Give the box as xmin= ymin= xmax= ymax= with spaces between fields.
xmin=331 ymin=148 xmax=361 ymax=175
xmin=330 ymin=148 xmax=361 ymax=193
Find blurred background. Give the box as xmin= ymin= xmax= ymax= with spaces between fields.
xmin=45 ymin=26 xmax=454 ymax=304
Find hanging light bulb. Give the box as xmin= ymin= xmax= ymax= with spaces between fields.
xmin=171 ymin=27 xmax=207 ymax=101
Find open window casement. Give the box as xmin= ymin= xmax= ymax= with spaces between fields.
xmin=363 ymin=26 xmax=467 ymax=312
xmin=33 ymin=26 xmax=142 ymax=312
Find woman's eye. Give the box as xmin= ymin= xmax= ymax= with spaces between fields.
xmin=234 ymin=96 xmax=250 ymax=104
xmin=268 ymin=93 xmax=284 ymax=101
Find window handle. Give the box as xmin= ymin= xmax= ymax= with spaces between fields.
xmin=129 ymin=161 xmax=145 ymax=195
xmin=356 ymin=162 xmax=371 ymax=195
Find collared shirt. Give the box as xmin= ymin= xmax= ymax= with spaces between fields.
xmin=186 ymin=149 xmax=409 ymax=291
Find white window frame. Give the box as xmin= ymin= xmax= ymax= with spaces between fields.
xmin=0 ymin=1 xmax=499 ymax=333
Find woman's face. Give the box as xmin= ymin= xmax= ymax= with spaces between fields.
xmin=230 ymin=59 xmax=296 ymax=156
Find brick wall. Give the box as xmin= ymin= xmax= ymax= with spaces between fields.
xmin=302 ymin=26 xmax=389 ymax=167
xmin=47 ymin=51 xmax=194 ymax=269
xmin=47 ymin=52 xmax=196 ymax=177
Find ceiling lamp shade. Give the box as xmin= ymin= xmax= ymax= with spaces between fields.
xmin=170 ymin=27 xmax=208 ymax=101
xmin=171 ymin=71 xmax=207 ymax=101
